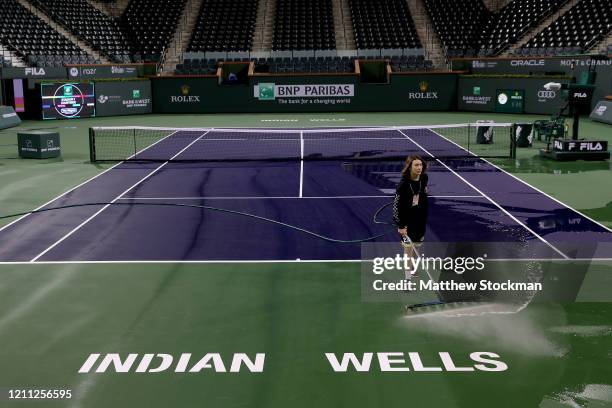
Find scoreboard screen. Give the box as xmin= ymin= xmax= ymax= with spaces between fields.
xmin=41 ymin=82 xmax=96 ymax=120
xmin=494 ymin=89 xmax=524 ymax=113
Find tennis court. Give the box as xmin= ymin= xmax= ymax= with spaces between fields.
xmin=1 ymin=124 xmax=610 ymax=263
xmin=1 ymin=113 xmax=611 ymax=408
xmin=1 ymin=0 xmax=611 ymax=403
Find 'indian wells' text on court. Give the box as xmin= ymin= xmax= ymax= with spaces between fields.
xmin=79 ymin=352 xmax=506 ymax=373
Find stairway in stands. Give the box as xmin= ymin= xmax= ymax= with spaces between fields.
xmin=252 ymin=0 xmax=276 ymax=51
xmin=406 ymin=0 xmax=446 ymax=68
xmin=332 ymin=0 xmax=356 ymax=50
xmin=85 ymin=0 xmax=129 ymax=17
xmin=15 ymin=0 xmax=108 ymax=63
xmin=161 ymin=0 xmax=204 ymax=74
xmin=481 ymin=0 xmax=512 ymax=12
xmin=87 ymin=0 xmax=121 ymax=17
xmin=588 ymin=31 xmax=612 ymax=55
xmin=0 ymin=45 xmax=25 ymax=67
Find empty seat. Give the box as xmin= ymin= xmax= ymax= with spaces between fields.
xmin=187 ymin=0 xmax=258 ymax=52
xmin=29 ymin=0 xmax=131 ymax=62
xmin=0 ymin=0 xmax=93 ymax=66
xmin=272 ymin=0 xmax=336 ymax=50
xmin=521 ymin=0 xmax=611 ymax=55
xmin=350 ymin=0 xmax=421 ymax=50
xmin=122 ymin=0 xmax=187 ymax=62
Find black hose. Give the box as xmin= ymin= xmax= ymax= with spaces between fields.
xmin=0 ymin=200 xmax=397 ymax=244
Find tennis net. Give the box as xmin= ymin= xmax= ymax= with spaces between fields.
xmin=88 ymin=123 xmax=516 ymax=163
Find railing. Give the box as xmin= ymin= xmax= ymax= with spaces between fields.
xmin=182 ymin=48 xmax=426 ymax=63
xmin=584 ymin=34 xmax=606 ymax=53
xmin=0 ymin=40 xmax=25 ymax=66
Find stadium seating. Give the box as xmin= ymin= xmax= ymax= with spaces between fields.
xmin=188 ymin=0 xmax=259 ymax=52
xmin=265 ymin=56 xmax=354 ymax=73
xmin=176 ymin=56 xmax=356 ymax=75
xmin=29 ymin=0 xmax=131 ymax=62
xmin=478 ymin=0 xmax=568 ymax=55
xmin=388 ymin=54 xmax=433 ymax=71
xmin=0 ymin=0 xmax=93 ymax=66
xmin=423 ymin=0 xmax=492 ymax=57
xmin=273 ymin=0 xmax=336 ymax=50
xmin=349 ymin=0 xmax=421 ymax=50
xmin=520 ymin=0 xmax=611 ymax=55
xmin=176 ymin=58 xmax=219 ymax=75
xmin=122 ymin=0 xmax=187 ymax=62
xmin=3 ymin=0 xmax=608 ymax=71
xmin=176 ymin=53 xmax=438 ymax=75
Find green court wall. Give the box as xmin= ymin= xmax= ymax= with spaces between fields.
xmin=151 ymin=74 xmax=458 ymax=113
xmin=457 ymin=76 xmax=569 ymax=115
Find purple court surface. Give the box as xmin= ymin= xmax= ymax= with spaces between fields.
xmin=1 ymin=128 xmax=611 ymax=262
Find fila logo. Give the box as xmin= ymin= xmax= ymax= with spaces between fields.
xmin=24 ymin=68 xmax=46 ymax=76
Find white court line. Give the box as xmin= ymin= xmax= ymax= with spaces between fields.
xmin=29 ymin=130 xmax=213 ymax=263
xmin=299 ymin=131 xmax=304 ymax=198
xmin=0 ymin=130 xmax=182 ymax=235
xmin=396 ymin=128 xmax=570 ymax=260
xmin=198 ymin=138 xmax=298 ymax=141
xmin=202 ymin=138 xmax=248 ymax=141
xmin=114 ymin=195 xmax=483 ymax=200
xmin=425 ymin=127 xmax=612 ymax=234
xmin=2 ymin=258 xmax=611 ymax=265
xmin=302 ymin=137 xmax=405 ymax=140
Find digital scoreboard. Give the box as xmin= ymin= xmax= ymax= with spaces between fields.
xmin=495 ymin=89 xmax=524 ymax=113
xmin=41 ymin=82 xmax=96 ymax=120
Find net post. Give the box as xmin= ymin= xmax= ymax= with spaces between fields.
xmin=510 ymin=123 xmax=517 ymax=159
xmin=467 ymin=123 xmax=471 ymax=154
xmin=88 ymin=127 xmax=96 ymax=162
xmin=133 ymin=128 xmax=137 ymax=159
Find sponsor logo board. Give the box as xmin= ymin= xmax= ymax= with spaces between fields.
xmin=408 ymin=81 xmax=438 ymax=99
xmin=170 ymin=85 xmax=201 ymax=103
xmin=254 ymin=84 xmax=355 ymax=100
xmin=252 ymin=83 xmax=355 ymax=105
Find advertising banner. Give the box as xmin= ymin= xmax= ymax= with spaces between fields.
xmin=67 ymin=65 xmax=140 ymax=80
xmin=453 ymin=56 xmax=612 ymax=110
xmin=0 ymin=66 xmax=67 ymax=79
xmin=253 ymin=84 xmax=355 ymax=99
xmin=458 ymin=77 xmax=565 ymax=114
xmin=552 ymin=138 xmax=608 ymax=152
xmin=458 ymin=83 xmax=496 ymax=111
xmin=152 ymin=75 xmax=457 ymax=113
xmin=460 ymin=58 xmax=551 ymax=74
xmin=455 ymin=57 xmax=611 ymax=75
xmin=95 ymin=80 xmax=152 ymax=116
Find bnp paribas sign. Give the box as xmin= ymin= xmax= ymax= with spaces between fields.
xmin=254 ymin=83 xmax=354 ymax=100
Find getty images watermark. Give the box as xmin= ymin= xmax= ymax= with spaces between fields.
xmin=360 ymin=242 xmax=605 ymax=303
xmin=371 ymin=253 xmax=497 ymax=292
